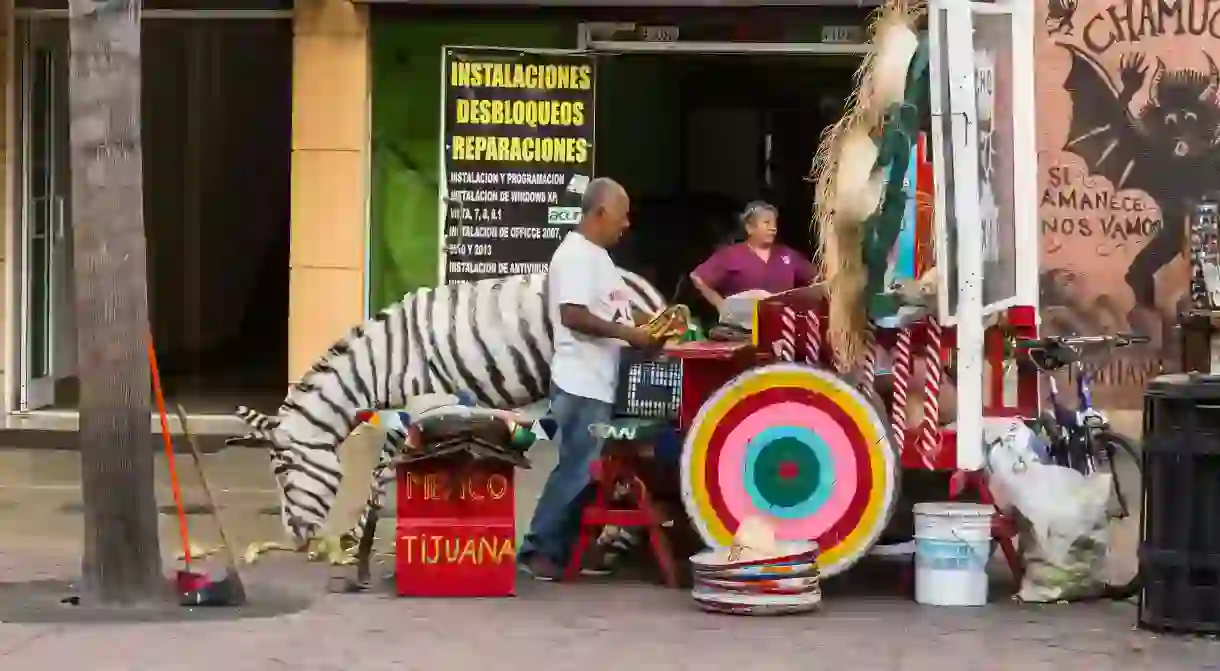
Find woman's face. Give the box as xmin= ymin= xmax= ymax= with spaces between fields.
xmin=745 ymin=210 xmax=778 ymax=246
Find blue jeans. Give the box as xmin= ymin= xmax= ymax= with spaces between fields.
xmin=519 ymin=387 xmax=611 ymax=566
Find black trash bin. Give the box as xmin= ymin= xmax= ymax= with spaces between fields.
xmin=1140 ymin=374 xmax=1220 ymax=634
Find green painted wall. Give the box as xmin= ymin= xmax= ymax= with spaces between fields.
xmin=368 ymin=20 xmax=573 ymax=312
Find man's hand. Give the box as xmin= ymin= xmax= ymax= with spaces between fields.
xmin=559 ymin=304 xmax=664 ymax=352
xmin=623 ymin=327 xmax=662 ymax=351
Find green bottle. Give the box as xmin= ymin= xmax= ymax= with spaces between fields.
xmin=682 ymin=317 xmax=704 ymax=342
xmin=506 ymin=421 xmax=538 ymax=451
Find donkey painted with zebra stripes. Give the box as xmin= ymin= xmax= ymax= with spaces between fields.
xmin=230 ymin=270 xmax=666 ymax=564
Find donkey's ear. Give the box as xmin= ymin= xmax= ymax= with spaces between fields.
xmin=226 ymin=433 xmax=271 ymax=448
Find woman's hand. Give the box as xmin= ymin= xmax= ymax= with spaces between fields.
xmin=690 ymin=272 xmax=725 ymax=314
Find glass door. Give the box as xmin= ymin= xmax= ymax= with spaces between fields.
xmin=928 ymin=0 xmax=1036 ymax=470
xmin=929 ymin=0 xmax=1037 ymax=325
xmin=17 ymin=18 xmax=73 ymax=411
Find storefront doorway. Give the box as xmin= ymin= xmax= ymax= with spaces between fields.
xmin=15 ymin=18 xmax=71 ymax=412
xmin=12 ymin=10 xmax=292 ymax=424
xmin=594 ymin=51 xmax=860 ymax=320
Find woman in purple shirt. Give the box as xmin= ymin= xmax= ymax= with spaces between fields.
xmin=690 ymin=201 xmax=817 ymax=313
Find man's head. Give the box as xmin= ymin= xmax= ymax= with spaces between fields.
xmin=578 ymin=177 xmax=631 ymax=247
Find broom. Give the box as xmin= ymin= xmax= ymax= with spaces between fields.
xmin=175 ymin=403 xmax=248 ymax=606
xmin=146 ymin=340 xmax=196 ymax=586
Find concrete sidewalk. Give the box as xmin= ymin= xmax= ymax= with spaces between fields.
xmin=0 ymin=442 xmax=1216 ymax=670
xmin=0 ymin=549 xmax=1216 ymax=671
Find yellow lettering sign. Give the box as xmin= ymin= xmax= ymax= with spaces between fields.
xmin=450 ymin=61 xmax=592 ymax=91
xmin=424 ymin=474 xmax=441 ymax=500
xmin=403 ymin=472 xmax=423 ymax=500
xmin=403 ymin=534 xmax=417 ymax=563
xmin=461 ymin=477 xmax=484 ymax=501
xmin=399 ymin=534 xmax=516 ymax=565
xmin=454 ymin=99 xmax=586 ymax=128
xmin=450 ymin=136 xmax=589 ymax=164
xmin=488 ymin=474 xmax=509 ymax=500
xmin=401 ymin=471 xmax=511 ymax=502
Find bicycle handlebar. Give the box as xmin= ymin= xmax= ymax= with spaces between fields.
xmin=1015 ymin=333 xmax=1151 ymax=373
xmin=1015 ymin=333 xmax=1151 ymax=350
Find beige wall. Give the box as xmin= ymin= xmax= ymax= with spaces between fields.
xmin=288 ymin=0 xmax=369 ymax=385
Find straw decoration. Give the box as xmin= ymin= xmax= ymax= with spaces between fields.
xmin=810 ymin=0 xmax=927 ymax=370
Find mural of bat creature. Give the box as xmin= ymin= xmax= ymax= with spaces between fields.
xmin=1046 ymin=0 xmax=1078 ymax=36
xmin=1058 ymin=43 xmax=1220 ymax=316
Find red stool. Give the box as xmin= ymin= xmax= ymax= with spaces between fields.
xmin=951 ymin=469 xmax=1023 ymax=584
xmin=565 ymin=439 xmax=679 ymax=587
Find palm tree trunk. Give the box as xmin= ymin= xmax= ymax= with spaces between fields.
xmin=68 ymin=0 xmax=164 ymax=605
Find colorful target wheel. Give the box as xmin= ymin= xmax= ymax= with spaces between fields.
xmin=681 ymin=362 xmax=900 ymax=578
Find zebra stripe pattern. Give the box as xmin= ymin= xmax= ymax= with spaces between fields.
xmin=232 ymin=270 xmax=666 ymax=545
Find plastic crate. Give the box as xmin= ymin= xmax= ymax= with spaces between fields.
xmin=1139 ymin=374 xmax=1220 ymax=635
xmin=614 ymin=350 xmax=682 ymax=419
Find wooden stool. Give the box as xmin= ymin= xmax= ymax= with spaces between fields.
xmin=565 ymin=420 xmax=679 ymax=587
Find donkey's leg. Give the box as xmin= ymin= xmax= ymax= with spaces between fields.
xmin=347 ymin=426 xmax=407 ymax=566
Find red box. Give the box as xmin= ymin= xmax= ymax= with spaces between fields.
xmin=395 ymin=460 xmax=517 ymax=597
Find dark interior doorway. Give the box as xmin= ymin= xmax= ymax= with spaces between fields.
xmin=48 ymin=18 xmax=292 ymax=413
xmin=595 ymin=53 xmax=858 ymax=320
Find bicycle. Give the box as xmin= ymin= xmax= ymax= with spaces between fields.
xmin=1015 ymin=332 xmax=1149 ymax=598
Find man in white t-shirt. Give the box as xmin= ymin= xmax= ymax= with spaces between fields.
xmin=519 ymin=177 xmax=659 ymax=580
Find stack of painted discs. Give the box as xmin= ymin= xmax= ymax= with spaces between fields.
xmin=689 ymin=517 xmax=822 ymax=615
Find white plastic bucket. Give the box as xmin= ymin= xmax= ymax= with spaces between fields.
xmin=913 ymin=502 xmax=993 ymax=606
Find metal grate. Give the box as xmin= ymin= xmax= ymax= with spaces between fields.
xmin=613 ymin=350 xmax=682 ymax=420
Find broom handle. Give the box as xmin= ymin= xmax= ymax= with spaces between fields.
xmin=147 ymin=339 xmax=192 ymax=571
xmin=175 ymin=404 xmax=243 ymax=573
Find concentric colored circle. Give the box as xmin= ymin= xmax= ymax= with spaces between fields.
xmin=681 ymin=363 xmax=899 ymax=578
xmin=717 ymin=401 xmax=858 ymax=543
xmin=743 ymin=427 xmax=834 ymax=518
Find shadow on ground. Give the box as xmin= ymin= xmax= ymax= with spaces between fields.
xmin=0 ymin=579 xmax=312 ymax=624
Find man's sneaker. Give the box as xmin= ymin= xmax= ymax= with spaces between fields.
xmin=581 ymin=529 xmax=637 ymax=577
xmin=518 ymin=553 xmax=564 ymax=582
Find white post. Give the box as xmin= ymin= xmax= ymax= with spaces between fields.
xmin=944 ymin=1 xmax=985 ymax=470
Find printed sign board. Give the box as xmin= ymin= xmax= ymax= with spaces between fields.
xmin=440 ymin=47 xmax=596 ymax=283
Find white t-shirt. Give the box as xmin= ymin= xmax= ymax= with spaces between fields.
xmin=548 ymin=231 xmax=633 ymax=403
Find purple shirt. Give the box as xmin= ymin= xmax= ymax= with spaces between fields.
xmin=693 ymin=243 xmax=816 ymax=297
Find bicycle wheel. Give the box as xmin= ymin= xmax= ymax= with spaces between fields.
xmin=1091 ymin=430 xmax=1142 ymax=599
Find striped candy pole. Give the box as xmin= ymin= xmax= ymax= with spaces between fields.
xmin=803 ymin=310 xmax=822 ymax=365
xmin=858 ymin=329 xmax=877 ymax=400
xmin=778 ymin=305 xmax=798 ymax=362
xmin=918 ymin=316 xmax=943 ymax=469
xmin=890 ymin=327 xmax=913 ymax=448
